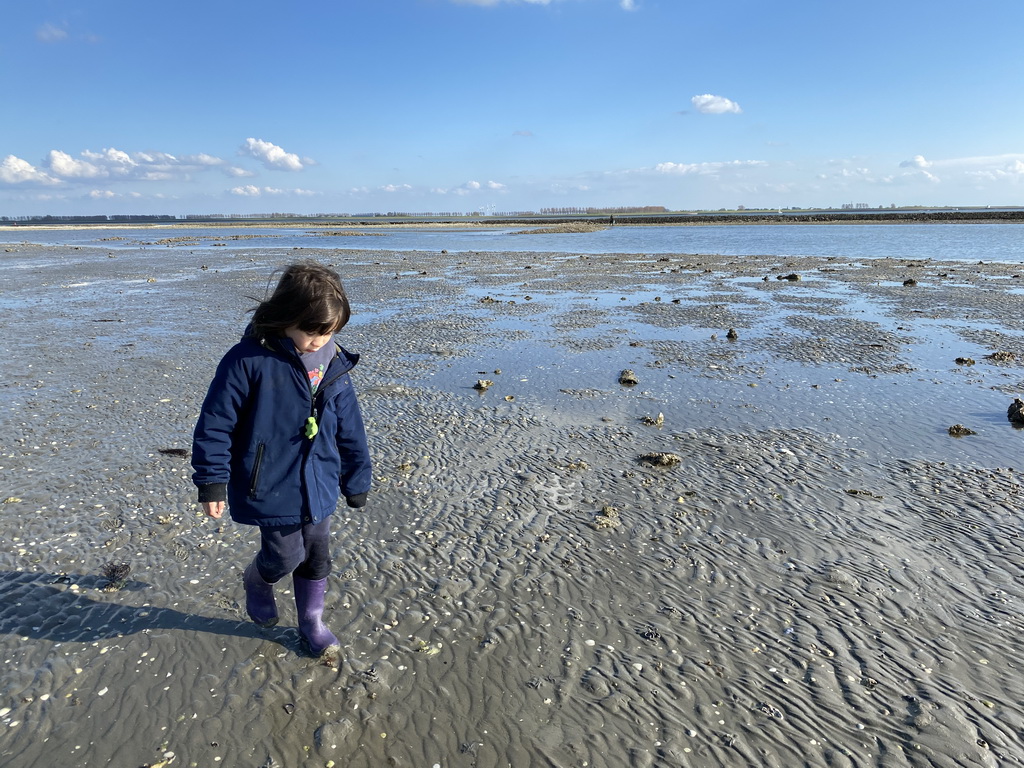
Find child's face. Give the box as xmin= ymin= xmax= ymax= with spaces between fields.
xmin=285 ymin=326 xmax=334 ymax=354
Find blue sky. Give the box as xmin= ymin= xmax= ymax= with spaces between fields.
xmin=2 ymin=0 xmax=1022 ymax=217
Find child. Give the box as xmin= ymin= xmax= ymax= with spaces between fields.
xmin=191 ymin=261 xmax=372 ymax=657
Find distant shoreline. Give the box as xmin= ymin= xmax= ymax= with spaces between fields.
xmin=3 ymin=207 xmax=1024 ymax=232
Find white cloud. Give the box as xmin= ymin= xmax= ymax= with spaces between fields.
xmin=230 ymin=185 xmax=317 ymax=197
xmin=381 ymin=184 xmax=413 ymax=193
xmin=896 ymin=153 xmax=1024 ymax=185
xmin=241 ymin=138 xmax=306 ymax=171
xmin=451 ymin=181 xmax=482 ymax=195
xmin=0 ymin=155 xmax=60 ymax=185
xmin=900 ymin=155 xmax=931 ymax=169
xmin=36 ymin=23 xmax=68 ymax=43
xmin=438 ymin=179 xmax=505 ymax=195
xmin=48 ymin=150 xmax=106 ymax=179
xmin=964 ymin=158 xmax=1024 ymax=182
xmin=691 ymin=94 xmax=742 ymax=115
xmin=89 ymin=189 xmax=118 ymax=199
xmin=180 ymin=153 xmax=224 ymax=167
xmin=620 ymin=0 xmax=637 ymax=9
xmin=27 ymin=146 xmax=268 ymax=187
xmin=655 ymin=160 xmax=765 ymax=175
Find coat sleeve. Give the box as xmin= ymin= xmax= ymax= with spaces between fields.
xmin=334 ymin=374 xmax=373 ymax=506
xmin=191 ymin=348 xmax=251 ymax=501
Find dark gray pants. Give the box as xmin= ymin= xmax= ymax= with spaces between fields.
xmin=254 ymin=517 xmax=332 ymax=583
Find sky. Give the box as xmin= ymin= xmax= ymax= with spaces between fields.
xmin=1 ymin=0 xmax=1023 ymax=217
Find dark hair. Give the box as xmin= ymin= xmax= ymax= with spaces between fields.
xmin=249 ymin=261 xmax=351 ymax=339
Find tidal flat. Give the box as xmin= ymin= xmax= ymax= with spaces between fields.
xmin=1 ymin=242 xmax=1023 ymax=767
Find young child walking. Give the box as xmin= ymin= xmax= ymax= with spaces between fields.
xmin=191 ymin=261 xmax=372 ymax=656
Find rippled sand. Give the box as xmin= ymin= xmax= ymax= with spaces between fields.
xmin=1 ymin=241 xmax=1024 ymax=767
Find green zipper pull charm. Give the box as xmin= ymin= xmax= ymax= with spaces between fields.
xmin=305 ymin=416 xmax=319 ymax=439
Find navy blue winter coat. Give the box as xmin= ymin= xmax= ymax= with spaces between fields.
xmin=191 ymin=333 xmax=372 ymax=527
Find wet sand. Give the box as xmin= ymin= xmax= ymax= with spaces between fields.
xmin=1 ymin=241 xmax=1024 ymax=768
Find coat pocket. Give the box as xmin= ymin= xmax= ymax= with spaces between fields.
xmin=248 ymin=442 xmax=266 ymax=499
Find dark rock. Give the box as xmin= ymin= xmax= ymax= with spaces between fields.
xmin=1008 ymin=398 xmax=1024 ymax=425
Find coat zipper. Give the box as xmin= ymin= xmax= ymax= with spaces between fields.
xmin=299 ymin=349 xmax=347 ymax=441
xmin=249 ymin=443 xmax=265 ymax=497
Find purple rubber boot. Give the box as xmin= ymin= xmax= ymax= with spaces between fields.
xmin=242 ymin=561 xmax=279 ymax=627
xmin=293 ymin=575 xmax=339 ymax=656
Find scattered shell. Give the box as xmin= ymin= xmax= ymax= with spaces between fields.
xmin=641 ymin=412 xmax=665 ymax=427
xmin=955 ymin=357 xmax=975 ymax=366
xmin=948 ymin=424 xmax=976 ymax=437
xmin=618 ymin=369 xmax=639 ymax=386
xmin=417 ymin=641 xmax=442 ymax=656
xmin=473 ymin=379 xmax=493 ymax=390
xmin=638 ymin=452 xmax=682 ymax=467
xmin=777 ymin=273 xmax=801 ymax=281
